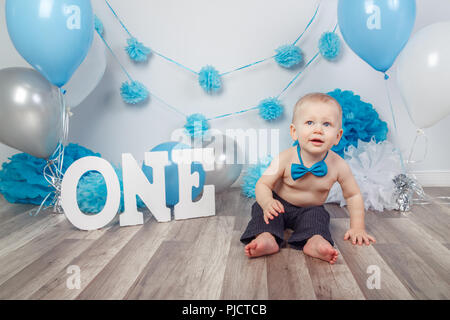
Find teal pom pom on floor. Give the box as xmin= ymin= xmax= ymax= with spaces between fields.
xmin=0 ymin=144 xmax=100 ymax=207
xmin=198 ymin=65 xmax=222 ymax=94
xmin=77 ymin=168 xmax=145 ymax=214
xmin=258 ymin=97 xmax=284 ymax=121
xmin=120 ymin=80 xmax=149 ymax=104
xmin=241 ymin=156 xmax=273 ymax=198
xmin=327 ymin=89 xmax=388 ymax=157
xmin=125 ymin=37 xmax=151 ymax=62
xmin=275 ymin=44 xmax=304 ymax=68
xmin=0 ymin=143 xmax=145 ymax=213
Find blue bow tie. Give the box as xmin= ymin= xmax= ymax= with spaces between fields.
xmin=291 ymin=143 xmax=328 ymax=180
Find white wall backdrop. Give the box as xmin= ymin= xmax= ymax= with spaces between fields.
xmin=0 ymin=0 xmax=449 ymax=186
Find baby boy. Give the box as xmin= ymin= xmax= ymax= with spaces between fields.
xmin=241 ymin=93 xmax=376 ymax=264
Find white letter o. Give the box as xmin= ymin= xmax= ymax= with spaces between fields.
xmin=61 ymin=156 xmax=121 ymax=230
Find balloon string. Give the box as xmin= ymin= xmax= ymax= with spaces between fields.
xmin=32 ymin=89 xmax=69 ymax=216
xmin=407 ymin=129 xmax=429 ymax=164
xmin=383 ymin=75 xmax=407 ymax=173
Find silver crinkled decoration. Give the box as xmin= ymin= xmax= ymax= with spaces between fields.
xmin=392 ymin=173 xmax=425 ymax=212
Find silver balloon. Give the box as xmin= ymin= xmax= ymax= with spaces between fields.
xmin=0 ymin=67 xmax=63 ymax=159
xmin=196 ymin=132 xmax=243 ymax=193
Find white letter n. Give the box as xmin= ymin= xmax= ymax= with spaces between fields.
xmin=121 ymin=152 xmax=171 ymax=226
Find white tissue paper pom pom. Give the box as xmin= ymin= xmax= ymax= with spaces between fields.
xmin=326 ymin=139 xmax=402 ymax=211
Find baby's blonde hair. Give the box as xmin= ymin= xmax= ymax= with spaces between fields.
xmin=292 ymin=92 xmax=342 ymax=127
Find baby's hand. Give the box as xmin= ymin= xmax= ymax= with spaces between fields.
xmin=344 ymin=228 xmax=376 ymax=246
xmin=262 ymin=199 xmax=285 ymax=224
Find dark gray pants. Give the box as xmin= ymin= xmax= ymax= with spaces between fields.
xmin=240 ymin=192 xmax=334 ymax=250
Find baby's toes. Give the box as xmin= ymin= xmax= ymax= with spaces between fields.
xmin=246 ymin=240 xmax=257 ymax=250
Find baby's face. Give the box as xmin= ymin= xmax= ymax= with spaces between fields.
xmin=290 ymin=101 xmax=343 ymax=155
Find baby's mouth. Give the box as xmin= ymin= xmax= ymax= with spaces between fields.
xmin=310 ymin=138 xmax=324 ymax=145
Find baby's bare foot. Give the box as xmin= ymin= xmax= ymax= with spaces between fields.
xmin=303 ymin=235 xmax=339 ymax=264
xmin=244 ymin=232 xmax=279 ymax=258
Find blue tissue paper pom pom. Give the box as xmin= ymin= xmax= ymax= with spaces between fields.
xmin=76 ymin=171 xmax=108 ymax=213
xmin=319 ymin=32 xmax=341 ymax=61
xmin=94 ymin=15 xmax=104 ymax=35
xmin=0 ymin=144 xmax=98 ymax=206
xmin=258 ymin=97 xmax=284 ymax=121
xmin=125 ymin=37 xmax=151 ymax=62
xmin=77 ymin=168 xmax=145 ymax=214
xmin=198 ymin=65 xmax=222 ymax=93
xmin=241 ymin=156 xmax=273 ymax=198
xmin=0 ymin=143 xmax=146 ymax=213
xmin=184 ymin=113 xmax=210 ymax=137
xmin=275 ymin=44 xmax=304 ymax=68
xmin=327 ymin=89 xmax=388 ymax=157
xmin=120 ymin=80 xmax=149 ymax=104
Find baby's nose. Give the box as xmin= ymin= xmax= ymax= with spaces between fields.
xmin=313 ymin=124 xmax=324 ymax=133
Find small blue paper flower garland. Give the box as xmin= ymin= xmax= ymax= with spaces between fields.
xmin=97 ymin=2 xmax=344 ymax=139
xmin=184 ymin=113 xmax=210 ymax=137
xmin=319 ymin=32 xmax=341 ymax=61
xmin=102 ymin=0 xmax=325 ymax=95
xmin=198 ymin=65 xmax=222 ymax=93
xmin=125 ymin=37 xmax=152 ymax=62
xmin=258 ymin=98 xmax=284 ymax=121
xmin=275 ymin=44 xmax=304 ymax=68
xmin=120 ymin=80 xmax=149 ymax=104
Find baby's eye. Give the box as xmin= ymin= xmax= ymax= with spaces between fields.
xmin=306 ymin=121 xmax=314 ymax=125
xmin=323 ymin=122 xmax=331 ymax=127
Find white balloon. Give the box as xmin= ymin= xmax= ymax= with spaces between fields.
xmin=63 ymin=34 xmax=106 ymax=108
xmin=397 ymin=21 xmax=450 ymax=129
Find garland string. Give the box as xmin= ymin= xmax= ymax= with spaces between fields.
xmin=97 ymin=2 xmax=339 ymax=125
xmin=97 ymin=29 xmax=134 ymax=82
xmin=97 ymin=21 xmax=337 ymax=121
xmin=104 ymin=0 xmax=321 ymax=76
xmin=96 ymin=29 xmax=188 ymax=118
xmin=292 ymin=2 xmax=321 ymax=45
xmin=152 ymin=50 xmax=199 ymax=75
xmin=277 ymin=51 xmax=320 ymax=99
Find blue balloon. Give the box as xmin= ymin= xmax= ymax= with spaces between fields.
xmin=338 ymin=0 xmax=416 ymax=72
xmin=6 ymin=0 xmax=94 ymax=87
xmin=142 ymin=142 xmax=206 ymax=208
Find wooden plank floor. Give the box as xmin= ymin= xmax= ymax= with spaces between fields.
xmin=0 ymin=187 xmax=449 ymax=300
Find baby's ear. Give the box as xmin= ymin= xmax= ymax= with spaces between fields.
xmin=289 ymin=123 xmax=297 ymax=140
xmin=335 ymin=128 xmax=344 ymax=145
